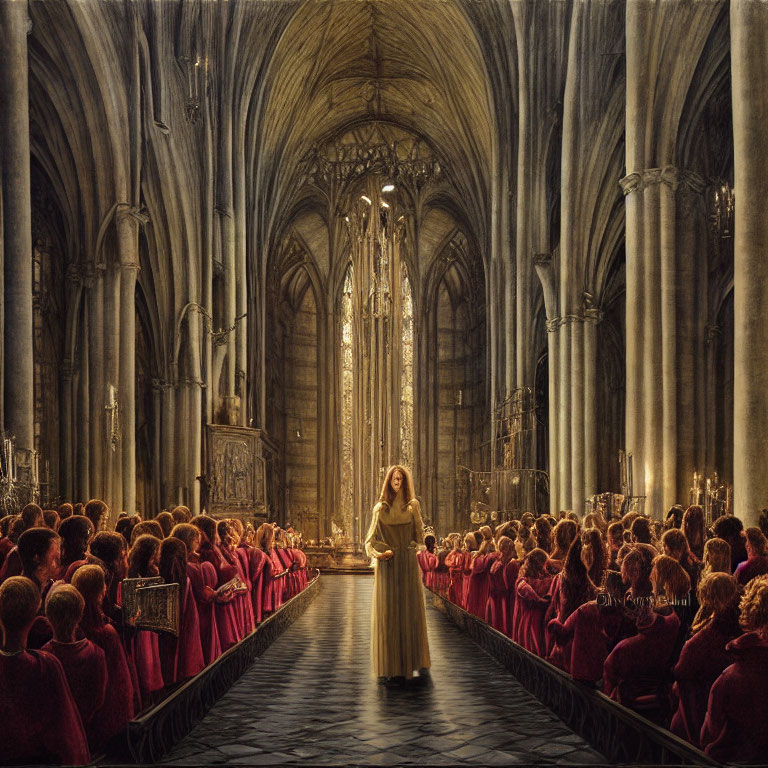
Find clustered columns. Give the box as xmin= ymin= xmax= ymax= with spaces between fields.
xmin=0 ymin=0 xmax=35 ymax=452
xmin=731 ymin=0 xmax=768 ymax=526
xmin=621 ymin=167 xmax=679 ymax=518
xmin=535 ymin=254 xmax=601 ymax=516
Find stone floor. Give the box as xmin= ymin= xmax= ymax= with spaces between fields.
xmin=158 ymin=575 xmax=608 ymax=766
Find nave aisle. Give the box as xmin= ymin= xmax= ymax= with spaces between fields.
xmin=156 ymin=575 xmax=605 ymax=766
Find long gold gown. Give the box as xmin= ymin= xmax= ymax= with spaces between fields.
xmin=365 ymin=496 xmax=431 ymax=678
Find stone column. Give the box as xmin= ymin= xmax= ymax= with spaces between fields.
xmin=87 ymin=264 xmax=106 ymax=498
xmin=705 ymin=323 xmax=721 ymax=478
xmin=621 ymin=173 xmax=645 ymax=504
xmin=1 ymin=0 xmax=34 ymax=451
xmin=642 ymin=173 xmax=663 ymax=517
xmin=660 ymin=169 xmax=679 ymax=511
xmin=570 ymin=318 xmax=585 ymax=515
xmin=558 ymin=319 xmax=572 ymax=511
xmin=546 ymin=322 xmax=559 ymax=514
xmin=676 ymin=173 xmax=705 ymax=500
xmin=60 ymin=361 xmax=75 ymax=502
xmin=732 ymin=0 xmax=768 ymax=525
xmin=583 ymin=309 xmax=601 ymax=500
xmin=116 ymin=206 xmax=140 ymax=515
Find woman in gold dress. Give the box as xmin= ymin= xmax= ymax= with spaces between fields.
xmin=365 ymin=465 xmax=431 ymax=680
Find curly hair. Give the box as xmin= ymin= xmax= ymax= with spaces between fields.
xmin=692 ymin=572 xmax=739 ymax=634
xmin=518 ymin=548 xmax=549 ymax=581
xmin=739 ymin=574 xmax=768 ymax=634
xmin=703 ymin=538 xmax=732 ymax=577
xmin=551 ymin=520 xmax=578 ymax=561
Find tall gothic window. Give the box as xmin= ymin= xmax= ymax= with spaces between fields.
xmin=338 ymin=182 xmax=416 ymax=545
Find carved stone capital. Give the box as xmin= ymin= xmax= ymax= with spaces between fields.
xmin=66 ymin=263 xmax=82 ymax=285
xmin=620 ymin=172 xmax=642 ymax=196
xmin=116 ymin=204 xmax=150 ymax=227
xmin=584 ymin=308 xmax=604 ymax=324
xmin=533 ymin=252 xmax=552 ymax=266
xmin=545 ymin=318 xmax=560 ymax=333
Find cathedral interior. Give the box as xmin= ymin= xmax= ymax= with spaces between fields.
xmin=2 ymin=1 xmax=768 ymax=766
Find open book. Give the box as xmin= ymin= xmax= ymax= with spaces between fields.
xmin=122 ymin=576 xmax=181 ymax=636
xmin=216 ymin=575 xmax=248 ymax=597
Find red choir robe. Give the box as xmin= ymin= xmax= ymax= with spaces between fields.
xmin=187 ymin=560 xmax=221 ymax=665
xmin=700 ymin=631 xmax=768 ymax=764
xmin=445 ymin=549 xmax=465 ymax=605
xmin=276 ymin=547 xmax=295 ymax=600
xmin=670 ymin=613 xmax=740 ymax=748
xmin=239 ymin=544 xmax=269 ymax=623
xmin=547 ymin=600 xmax=629 ymax=682
xmin=465 ymin=552 xmax=498 ymax=619
xmin=292 ymin=547 xmax=308 ymax=591
xmin=262 ymin=548 xmax=285 ymax=613
xmin=42 ymin=638 xmax=108 ymax=733
xmin=126 ymin=629 xmax=164 ymax=707
xmin=416 ymin=549 xmax=438 ymax=589
xmin=221 ymin=545 xmax=254 ymax=637
xmin=502 ymin=559 xmax=521 ymax=637
xmin=0 ymin=649 xmax=90 ymax=765
xmin=603 ymin=611 xmax=681 ymax=708
xmin=81 ymin=619 xmax=135 ymax=750
xmin=512 ymin=574 xmax=552 ymax=655
xmin=159 ymin=577 xmax=205 ymax=685
xmin=486 ymin=557 xmax=512 ymax=633
xmin=460 ymin=551 xmax=474 ymax=609
xmin=734 ymin=555 xmax=768 ymax=586
xmin=433 ymin=551 xmax=451 ymax=595
xmin=199 ymin=537 xmax=241 ymax=651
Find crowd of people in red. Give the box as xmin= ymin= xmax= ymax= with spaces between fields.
xmin=0 ymin=500 xmax=309 ymax=765
xmin=418 ymin=506 xmax=768 ymax=764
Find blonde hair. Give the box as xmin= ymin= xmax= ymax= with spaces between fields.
xmin=651 ymin=554 xmax=691 ymax=599
xmin=739 ymin=574 xmax=768 ymax=634
xmin=692 ymin=572 xmax=739 ymax=634
xmin=379 ymin=465 xmax=415 ymax=506
xmin=703 ymin=538 xmax=732 ymax=577
xmin=45 ymin=584 xmax=85 ymax=640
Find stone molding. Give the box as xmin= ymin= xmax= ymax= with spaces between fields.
xmin=620 ymin=165 xmax=680 ymax=196
xmin=545 ymin=311 xmax=603 ymax=332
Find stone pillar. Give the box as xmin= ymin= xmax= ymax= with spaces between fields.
xmin=558 ymin=320 xmax=572 ymax=511
xmin=621 ymin=173 xmax=645 ymax=504
xmin=676 ymin=173 xmax=705 ymax=501
xmin=732 ymin=0 xmax=768 ymax=525
xmin=116 ymin=206 xmax=140 ymax=515
xmin=660 ymin=170 xmax=679 ymax=510
xmin=1 ymin=0 xmax=34 ymax=451
xmin=87 ymin=264 xmax=106 ymax=499
xmin=642 ymin=174 xmax=663 ymax=518
xmin=583 ymin=309 xmax=601 ymax=500
xmin=570 ymin=318 xmax=585 ymax=515
xmin=60 ymin=361 xmax=75 ymax=502
xmin=546 ymin=322 xmax=559 ymax=515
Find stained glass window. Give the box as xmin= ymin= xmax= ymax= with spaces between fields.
xmin=340 ymin=265 xmax=355 ymax=535
xmin=400 ymin=263 xmax=414 ymax=468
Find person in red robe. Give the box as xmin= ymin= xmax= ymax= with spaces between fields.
xmin=18 ymin=526 xmax=61 ymax=649
xmin=172 ymin=523 xmax=221 ymax=664
xmin=603 ymin=604 xmax=681 ymax=722
xmin=0 ymin=576 xmax=90 ymax=765
xmin=0 ymin=515 xmax=19 ymax=571
xmin=547 ymin=520 xmax=578 ymax=575
xmin=700 ymin=574 xmax=768 ymax=763
xmin=237 ymin=524 xmax=270 ymax=624
xmin=670 ymin=572 xmax=740 ymax=748
xmin=417 ymin=534 xmax=438 ymax=589
xmin=432 ymin=543 xmax=451 ymax=596
xmin=460 ymin=532 xmax=480 ymax=609
xmin=486 ymin=536 xmax=514 ymax=632
xmin=544 ymin=536 xmax=596 ymax=668
xmin=192 ymin=515 xmax=241 ymax=650
xmin=445 ymin=535 xmax=466 ymax=605
xmin=465 ymin=538 xmax=498 ymax=619
xmin=71 ymin=564 xmax=135 ymax=751
xmin=125 ymin=534 xmax=164 ymax=707
xmin=548 ymin=570 xmax=631 ymax=683
xmin=218 ymin=520 xmax=254 ymax=637
xmin=734 ymin=527 xmax=768 ymax=586
xmin=42 ymin=584 xmax=108 ymax=741
xmin=512 ymin=548 xmax=553 ymax=654
xmin=158 ymin=537 xmax=205 ymax=685
xmin=255 ymin=522 xmax=286 ymax=614
xmin=57 ymin=515 xmax=94 ymax=579
xmin=0 ymin=504 xmax=45 ymax=583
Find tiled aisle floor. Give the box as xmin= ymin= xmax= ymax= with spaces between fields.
xmin=160 ymin=575 xmax=606 ymax=766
